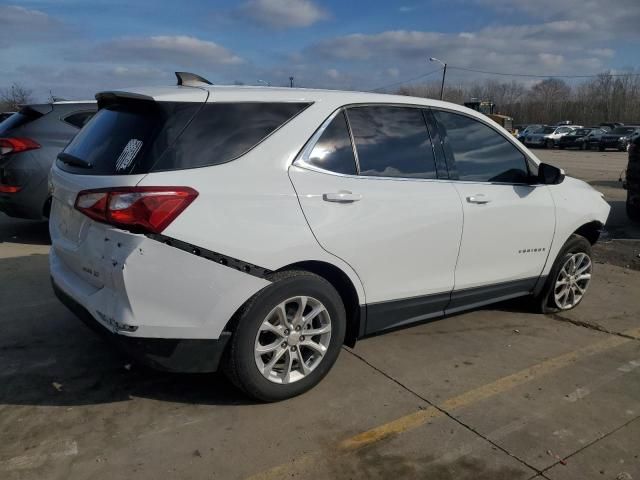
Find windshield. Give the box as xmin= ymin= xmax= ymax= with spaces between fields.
xmin=611 ymin=127 xmax=635 ymax=135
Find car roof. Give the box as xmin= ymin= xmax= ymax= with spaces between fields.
xmin=96 ymin=84 xmax=487 ymax=118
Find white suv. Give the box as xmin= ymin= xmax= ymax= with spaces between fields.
xmin=50 ymin=73 xmax=610 ymax=401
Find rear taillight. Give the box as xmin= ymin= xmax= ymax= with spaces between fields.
xmin=0 ymin=137 xmax=40 ymax=156
xmin=0 ymin=185 xmax=21 ymax=193
xmin=74 ymin=187 xmax=198 ymax=234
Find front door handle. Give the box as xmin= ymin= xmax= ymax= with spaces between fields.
xmin=466 ymin=194 xmax=491 ymax=204
xmin=323 ymin=191 xmax=362 ymax=203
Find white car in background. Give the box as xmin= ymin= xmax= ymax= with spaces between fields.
xmin=49 ymin=73 xmax=610 ymax=401
xmin=525 ymin=125 xmax=582 ymax=148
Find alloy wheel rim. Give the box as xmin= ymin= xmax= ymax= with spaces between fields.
xmin=254 ymin=296 xmax=332 ymax=384
xmin=553 ymin=252 xmax=592 ymax=310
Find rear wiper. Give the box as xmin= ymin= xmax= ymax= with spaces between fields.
xmin=57 ymin=152 xmax=92 ymax=169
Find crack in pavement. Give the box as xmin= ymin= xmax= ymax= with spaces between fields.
xmin=548 ymin=313 xmax=640 ymax=341
xmin=343 ymin=347 xmax=545 ymax=477
xmin=539 ymin=415 xmax=640 ymax=477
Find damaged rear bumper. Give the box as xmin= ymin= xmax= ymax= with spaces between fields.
xmin=52 ymin=279 xmax=231 ymax=373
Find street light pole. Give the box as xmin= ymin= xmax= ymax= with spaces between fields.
xmin=429 ymin=57 xmax=447 ymax=100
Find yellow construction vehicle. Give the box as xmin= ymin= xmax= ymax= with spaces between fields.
xmin=463 ymin=100 xmax=514 ymax=133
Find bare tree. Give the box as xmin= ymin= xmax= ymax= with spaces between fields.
xmin=0 ymin=83 xmax=34 ymax=111
xmin=394 ymin=70 xmax=640 ymax=126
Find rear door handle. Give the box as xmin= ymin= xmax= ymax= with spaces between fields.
xmin=323 ymin=191 xmax=362 ymax=203
xmin=466 ymin=194 xmax=491 ymax=204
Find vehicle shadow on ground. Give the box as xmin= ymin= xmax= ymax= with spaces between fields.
xmin=603 ymin=200 xmax=640 ymax=240
xmin=0 ymin=215 xmax=50 ymax=245
xmin=0 ymin=254 xmax=256 ymax=408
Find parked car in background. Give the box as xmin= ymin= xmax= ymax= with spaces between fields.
xmin=0 ymin=112 xmax=16 ymax=122
xmin=624 ymin=135 xmax=640 ymax=221
xmin=558 ymin=127 xmax=607 ymax=150
xmin=599 ymin=122 xmax=624 ymax=131
xmin=525 ymin=125 xmax=580 ymax=148
xmin=516 ymin=124 xmax=543 ymax=143
xmin=597 ymin=126 xmax=640 ymax=152
xmin=0 ymin=100 xmax=96 ymax=219
xmin=49 ymin=73 xmax=610 ymax=401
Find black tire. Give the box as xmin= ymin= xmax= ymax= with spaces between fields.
xmin=223 ymin=270 xmax=346 ymax=402
xmin=580 ymin=142 xmax=586 ymax=150
xmin=558 ymin=145 xmax=565 ymax=150
xmin=532 ymin=235 xmax=592 ymax=314
xmin=546 ymin=139 xmax=554 ymax=149
xmin=599 ymin=145 xmax=605 ymax=152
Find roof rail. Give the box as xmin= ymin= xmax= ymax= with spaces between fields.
xmin=175 ymin=72 xmax=213 ymax=87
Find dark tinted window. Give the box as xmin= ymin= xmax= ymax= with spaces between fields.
xmin=154 ymin=102 xmax=310 ymax=171
xmin=64 ymin=111 xmax=95 ymax=129
xmin=306 ymin=111 xmax=357 ymax=175
xmin=347 ymin=106 xmax=437 ymax=178
xmin=59 ymin=101 xmax=309 ymax=175
xmin=435 ymin=110 xmax=529 ymax=183
xmin=611 ymin=127 xmax=636 ymax=135
xmin=0 ymin=107 xmax=44 ymax=134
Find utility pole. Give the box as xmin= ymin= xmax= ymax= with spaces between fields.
xmin=289 ymin=76 xmax=294 ymax=88
xmin=429 ymin=57 xmax=447 ymax=100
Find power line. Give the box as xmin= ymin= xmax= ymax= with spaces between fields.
xmin=448 ymin=65 xmax=640 ymax=79
xmin=370 ymin=68 xmax=443 ymax=92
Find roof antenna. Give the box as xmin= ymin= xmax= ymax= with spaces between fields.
xmin=175 ymin=72 xmax=213 ymax=87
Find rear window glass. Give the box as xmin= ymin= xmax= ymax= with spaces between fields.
xmin=0 ymin=107 xmax=44 ymax=134
xmin=152 ymin=102 xmax=310 ymax=171
xmin=58 ymin=101 xmax=310 ymax=175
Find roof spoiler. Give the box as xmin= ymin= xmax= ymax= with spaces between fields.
xmin=175 ymin=72 xmax=212 ymax=87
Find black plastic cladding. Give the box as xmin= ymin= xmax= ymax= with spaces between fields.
xmin=146 ymin=233 xmax=272 ymax=279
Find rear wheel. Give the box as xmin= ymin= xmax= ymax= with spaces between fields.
xmin=224 ymin=270 xmax=346 ymax=402
xmin=533 ymin=235 xmax=593 ymax=313
xmin=546 ymin=139 xmax=555 ymax=149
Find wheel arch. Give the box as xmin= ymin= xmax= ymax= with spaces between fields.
xmin=276 ymin=261 xmax=364 ymax=347
xmin=573 ymin=220 xmax=604 ymax=245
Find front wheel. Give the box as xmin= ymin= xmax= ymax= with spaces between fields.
xmin=546 ymin=139 xmax=555 ymax=149
xmin=533 ymin=235 xmax=593 ymax=313
xmin=223 ymin=270 xmax=346 ymax=402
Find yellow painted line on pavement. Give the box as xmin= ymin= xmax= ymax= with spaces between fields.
xmin=247 ymin=327 xmax=640 ymax=480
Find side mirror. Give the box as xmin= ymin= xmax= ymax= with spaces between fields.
xmin=538 ymin=162 xmax=565 ymax=185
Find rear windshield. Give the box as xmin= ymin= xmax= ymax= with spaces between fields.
xmin=0 ymin=107 xmax=45 ymax=134
xmin=58 ymin=101 xmax=311 ymax=175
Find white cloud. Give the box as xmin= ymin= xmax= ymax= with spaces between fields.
xmin=94 ymin=36 xmax=244 ymax=67
xmin=240 ymin=0 xmax=328 ymax=28
xmin=326 ymin=68 xmax=339 ymax=79
xmin=0 ymin=5 xmax=67 ymax=46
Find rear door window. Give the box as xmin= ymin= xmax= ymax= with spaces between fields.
xmin=346 ymin=105 xmax=437 ymax=179
xmin=305 ymin=111 xmax=357 ymax=175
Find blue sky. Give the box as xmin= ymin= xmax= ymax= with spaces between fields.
xmin=1 ymin=0 xmax=639 ymax=100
